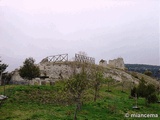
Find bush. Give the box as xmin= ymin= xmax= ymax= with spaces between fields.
xmin=147 ymin=94 xmax=158 ymax=104
xmin=137 ymin=78 xmax=158 ymax=104
xmin=144 ymin=70 xmax=152 ymax=76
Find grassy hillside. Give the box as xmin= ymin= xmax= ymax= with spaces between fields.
xmin=0 ymin=75 xmax=160 ymax=120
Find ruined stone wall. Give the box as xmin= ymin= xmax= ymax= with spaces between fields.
xmin=99 ymin=58 xmax=125 ymax=70
xmin=10 ymin=69 xmax=27 ymax=84
xmin=10 ymin=57 xmax=127 ymax=85
xmin=39 ymin=62 xmax=74 ymax=81
xmin=99 ymin=59 xmax=107 ymax=68
xmin=108 ymin=58 xmax=125 ymax=70
xmin=38 ymin=61 xmax=94 ymax=81
xmin=10 ymin=61 xmax=84 ymax=84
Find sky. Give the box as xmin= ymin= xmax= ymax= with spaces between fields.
xmin=0 ymin=0 xmax=159 ymax=72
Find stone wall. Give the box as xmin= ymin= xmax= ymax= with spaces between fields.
xmin=10 ymin=61 xmax=89 ymax=84
xmin=99 ymin=59 xmax=107 ymax=68
xmin=39 ymin=62 xmax=74 ymax=81
xmin=10 ymin=69 xmax=27 ymax=85
xmin=38 ymin=61 xmax=89 ymax=81
xmin=99 ymin=58 xmax=125 ymax=70
xmin=108 ymin=58 xmax=125 ymax=70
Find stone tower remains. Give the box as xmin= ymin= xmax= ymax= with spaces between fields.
xmin=99 ymin=57 xmax=125 ymax=70
xmin=108 ymin=58 xmax=125 ymax=70
xmin=99 ymin=59 xmax=107 ymax=67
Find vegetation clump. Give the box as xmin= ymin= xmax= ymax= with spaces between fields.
xmin=131 ymin=78 xmax=158 ymax=105
xmin=19 ymin=57 xmax=40 ymax=80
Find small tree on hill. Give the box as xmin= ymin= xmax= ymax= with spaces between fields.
xmin=105 ymin=76 xmax=114 ymax=92
xmin=65 ymin=65 xmax=89 ymax=120
xmin=0 ymin=59 xmax=8 ymax=85
xmin=136 ymin=77 xmax=158 ymax=105
xmin=131 ymin=86 xmax=137 ymax=98
xmin=143 ymin=84 xmax=158 ymax=104
xmin=93 ymin=71 xmax=104 ymax=102
xmin=19 ymin=57 xmax=40 ymax=82
xmin=2 ymin=72 xmax=12 ymax=84
xmin=137 ymin=78 xmax=146 ymax=97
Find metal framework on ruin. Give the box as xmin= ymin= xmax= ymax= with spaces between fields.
xmin=46 ymin=54 xmax=68 ymax=63
xmin=75 ymin=54 xmax=95 ymax=64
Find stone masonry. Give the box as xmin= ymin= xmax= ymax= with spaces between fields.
xmin=99 ymin=57 xmax=125 ymax=70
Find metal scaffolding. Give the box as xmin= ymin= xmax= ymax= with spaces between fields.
xmin=75 ymin=54 xmax=95 ymax=64
xmin=41 ymin=54 xmax=68 ymax=63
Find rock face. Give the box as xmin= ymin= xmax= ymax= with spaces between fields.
xmin=108 ymin=58 xmax=125 ymax=70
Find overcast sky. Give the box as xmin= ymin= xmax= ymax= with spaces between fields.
xmin=0 ymin=0 xmax=159 ymax=72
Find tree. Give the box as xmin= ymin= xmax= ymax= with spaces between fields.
xmin=93 ymin=71 xmax=103 ymax=102
xmin=144 ymin=84 xmax=158 ymax=104
xmin=131 ymin=86 xmax=137 ymax=97
xmin=19 ymin=57 xmax=40 ymax=81
xmin=2 ymin=72 xmax=12 ymax=85
xmin=137 ymin=78 xmax=146 ymax=98
xmin=121 ymin=79 xmax=126 ymax=93
xmin=105 ymin=76 xmax=114 ymax=92
xmin=65 ymin=66 xmax=89 ymax=120
xmin=0 ymin=59 xmax=8 ymax=73
xmin=0 ymin=59 xmax=8 ymax=85
xmin=136 ymin=78 xmax=158 ymax=105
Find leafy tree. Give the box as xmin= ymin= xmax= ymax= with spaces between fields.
xmin=93 ymin=71 xmax=103 ymax=102
xmin=131 ymin=86 xmax=137 ymax=97
xmin=136 ymin=78 xmax=158 ymax=104
xmin=105 ymin=76 xmax=114 ymax=92
xmin=65 ymin=66 xmax=89 ymax=120
xmin=121 ymin=79 xmax=126 ymax=93
xmin=0 ymin=59 xmax=8 ymax=85
xmin=2 ymin=72 xmax=12 ymax=85
xmin=19 ymin=57 xmax=40 ymax=81
xmin=144 ymin=84 xmax=158 ymax=104
xmin=137 ymin=78 xmax=146 ymax=97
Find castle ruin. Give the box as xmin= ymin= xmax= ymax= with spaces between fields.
xmin=10 ymin=53 xmax=125 ymax=85
xmin=99 ymin=58 xmax=125 ymax=70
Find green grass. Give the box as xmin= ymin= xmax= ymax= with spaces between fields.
xmin=0 ymin=83 xmax=160 ymax=120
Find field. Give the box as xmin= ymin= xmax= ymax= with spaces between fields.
xmin=0 ymin=81 xmax=160 ymax=120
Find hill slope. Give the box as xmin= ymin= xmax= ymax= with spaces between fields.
xmin=0 ymin=71 xmax=160 ymax=120
xmin=125 ymin=64 xmax=160 ymax=79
